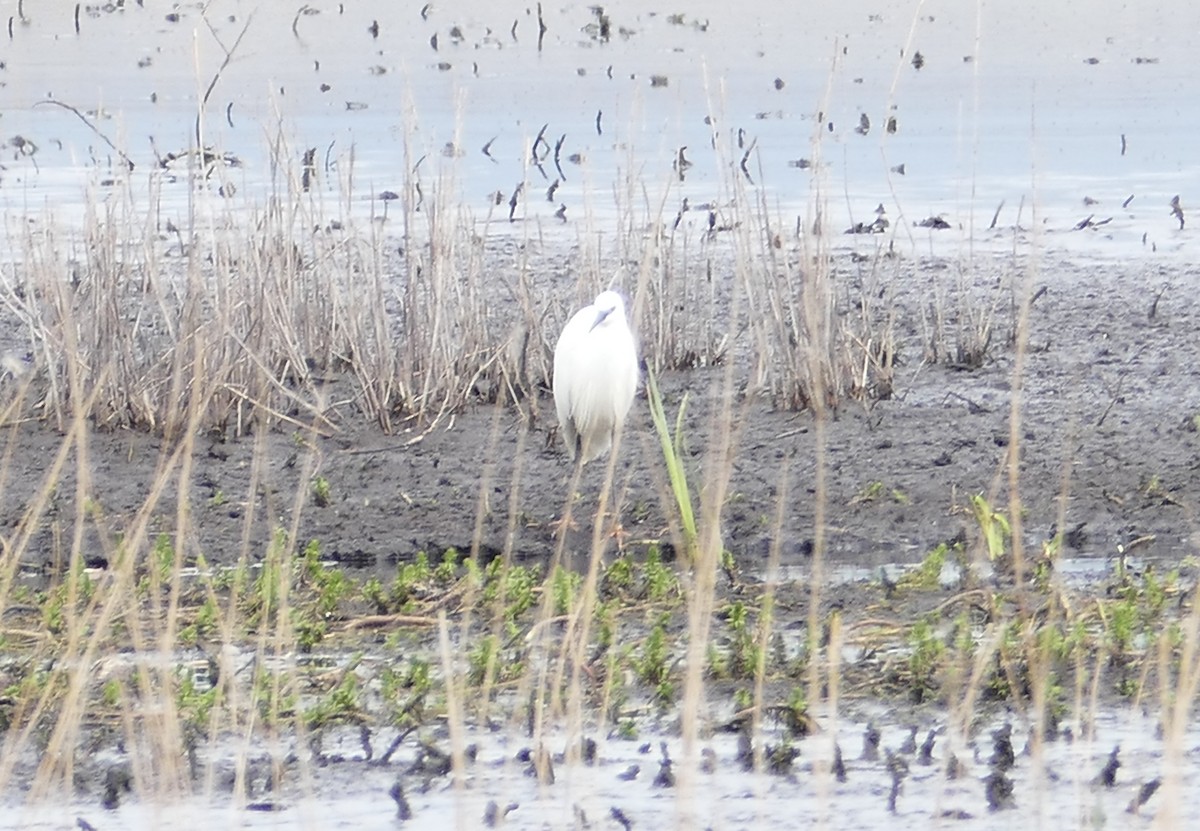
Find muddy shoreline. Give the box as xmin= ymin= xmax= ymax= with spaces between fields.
xmin=7 ymin=251 xmax=1197 ymax=582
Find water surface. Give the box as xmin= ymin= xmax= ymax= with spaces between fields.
xmin=1 ymin=0 xmax=1195 ymax=259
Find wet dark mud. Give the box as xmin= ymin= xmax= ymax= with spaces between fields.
xmin=6 ymin=253 xmax=1198 ymax=584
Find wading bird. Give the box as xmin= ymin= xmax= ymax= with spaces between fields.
xmin=552 ymin=290 xmax=638 ymax=464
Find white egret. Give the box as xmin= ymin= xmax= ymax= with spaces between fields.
xmin=552 ymin=290 xmax=638 ymax=464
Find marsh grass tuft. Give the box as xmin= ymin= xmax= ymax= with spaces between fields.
xmin=646 ymin=369 xmax=698 ymax=561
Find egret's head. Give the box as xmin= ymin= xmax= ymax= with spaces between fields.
xmin=590 ymin=290 xmax=626 ymax=330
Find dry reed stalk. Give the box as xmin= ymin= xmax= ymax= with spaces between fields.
xmin=674 ymin=232 xmax=745 ymax=809
xmin=437 ymin=611 xmax=470 ymax=808
xmin=555 ymin=455 xmax=618 ymax=768
xmin=1157 ymin=594 xmax=1200 ymax=826
xmin=208 ymin=423 xmax=271 ymax=799
xmin=748 ymin=457 xmax=791 ymax=779
xmin=0 ymin=127 xmax=529 ymax=437
xmin=21 ymin=394 xmax=209 ymax=802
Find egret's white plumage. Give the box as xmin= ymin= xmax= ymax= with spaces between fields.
xmin=552 ymin=290 xmax=638 ymax=464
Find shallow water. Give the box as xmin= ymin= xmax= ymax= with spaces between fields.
xmin=810 ymin=553 xmax=1140 ymax=590
xmin=6 ymin=709 xmax=1196 ymax=830
xmin=1 ymin=0 xmax=1196 ymax=259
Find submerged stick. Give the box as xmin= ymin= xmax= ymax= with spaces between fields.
xmin=988 ymin=199 xmax=1005 ymax=230
xmin=34 ymin=100 xmax=135 ymax=171
xmin=197 ymin=11 xmax=256 ymax=147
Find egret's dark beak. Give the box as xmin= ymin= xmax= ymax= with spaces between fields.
xmin=590 ymin=306 xmax=615 ymax=331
